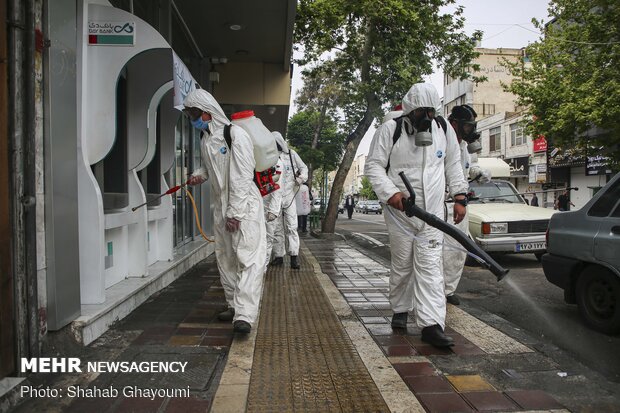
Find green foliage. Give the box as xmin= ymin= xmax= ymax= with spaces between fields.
xmin=287 ymin=110 xmax=344 ymax=171
xmin=503 ymin=0 xmax=620 ymax=165
xmin=359 ymin=176 xmax=378 ymax=200
xmin=296 ymin=0 xmax=483 ymax=125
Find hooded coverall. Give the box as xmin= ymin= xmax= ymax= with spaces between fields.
xmin=365 ymin=83 xmax=468 ymax=329
xmin=272 ymin=133 xmax=308 ymax=258
xmin=184 ymin=90 xmax=266 ymax=325
xmin=263 ymin=158 xmax=284 ymax=270
xmin=443 ymin=141 xmax=491 ymax=296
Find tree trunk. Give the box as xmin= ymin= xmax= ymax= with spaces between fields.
xmin=321 ymin=104 xmax=376 ymax=233
xmin=306 ymin=98 xmax=329 ymax=189
xmin=321 ymin=21 xmax=378 ymax=233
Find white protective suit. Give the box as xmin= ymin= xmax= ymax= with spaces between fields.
xmin=184 ymin=90 xmax=266 ymax=325
xmin=263 ymin=158 xmax=284 ymax=270
xmin=443 ymin=142 xmax=490 ymax=296
xmin=365 ymin=83 xmax=469 ymax=329
xmin=272 ymin=132 xmax=308 ymax=258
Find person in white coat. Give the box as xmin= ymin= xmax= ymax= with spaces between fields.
xmin=443 ymin=105 xmax=491 ymax=306
xmin=365 ymin=83 xmax=469 ymax=348
xmin=263 ymin=157 xmax=284 ymax=272
xmin=183 ymin=89 xmax=266 ymax=335
xmin=270 ymin=132 xmax=308 ymax=270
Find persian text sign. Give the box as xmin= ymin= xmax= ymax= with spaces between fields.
xmin=533 ymin=136 xmax=547 ymax=153
xmin=88 ymin=21 xmax=135 ymax=46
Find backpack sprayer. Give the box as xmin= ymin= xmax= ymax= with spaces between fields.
xmin=131 ymin=180 xmax=213 ymax=242
xmin=398 ymin=172 xmax=509 ymax=281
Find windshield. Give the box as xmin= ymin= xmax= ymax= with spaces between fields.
xmin=367 ymin=201 xmax=380 ymax=205
xmin=469 ymin=181 xmax=525 ymax=204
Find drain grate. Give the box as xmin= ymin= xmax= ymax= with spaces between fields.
xmin=247 ymin=255 xmax=389 ymax=413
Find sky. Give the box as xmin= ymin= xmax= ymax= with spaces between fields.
xmin=288 ymin=0 xmax=552 ymax=158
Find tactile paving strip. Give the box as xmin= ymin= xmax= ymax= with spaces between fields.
xmin=247 ymin=254 xmax=389 ymax=413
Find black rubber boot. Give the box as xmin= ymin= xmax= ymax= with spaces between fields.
xmin=290 ymin=255 xmax=300 ymax=269
xmin=270 ymin=256 xmax=284 ymax=266
xmin=421 ymin=324 xmax=454 ymax=348
xmin=391 ymin=312 xmax=408 ymax=329
xmin=217 ymin=308 xmax=235 ymax=322
xmin=233 ymin=320 xmax=251 ymax=334
xmin=446 ymin=294 xmax=460 ymax=306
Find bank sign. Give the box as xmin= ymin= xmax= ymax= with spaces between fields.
xmin=88 ymin=21 xmax=135 ymax=46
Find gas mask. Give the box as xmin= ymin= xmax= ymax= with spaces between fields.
xmin=410 ymin=108 xmax=435 ymax=147
xmin=460 ymin=121 xmax=481 ymax=153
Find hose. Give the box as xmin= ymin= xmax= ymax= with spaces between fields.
xmin=184 ymin=187 xmax=214 ymax=243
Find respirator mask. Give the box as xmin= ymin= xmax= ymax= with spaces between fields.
xmin=460 ymin=120 xmax=482 ymax=153
xmin=410 ymin=107 xmax=435 ymax=147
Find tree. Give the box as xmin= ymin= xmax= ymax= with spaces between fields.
xmin=287 ymin=110 xmax=344 ymax=188
xmin=359 ymin=176 xmax=377 ymax=200
xmin=503 ymin=0 xmax=620 ymax=166
xmin=295 ymin=0 xmax=483 ymax=233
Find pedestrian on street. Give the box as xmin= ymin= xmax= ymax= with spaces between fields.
xmin=443 ymin=105 xmax=490 ymax=306
xmin=556 ymin=190 xmax=574 ymax=211
xmin=531 ymin=192 xmax=539 ymax=207
xmin=296 ymin=182 xmax=312 ymax=233
xmin=184 ymin=89 xmax=266 ymax=335
xmin=345 ymin=195 xmax=355 ymax=219
xmin=270 ymin=132 xmax=308 ymax=269
xmin=365 ymin=83 xmax=469 ymax=348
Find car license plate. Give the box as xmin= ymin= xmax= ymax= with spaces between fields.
xmin=515 ymin=242 xmax=546 ymax=252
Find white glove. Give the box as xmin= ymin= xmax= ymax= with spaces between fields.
xmin=469 ymin=166 xmax=492 ymax=184
xmin=267 ymin=212 xmax=277 ymax=222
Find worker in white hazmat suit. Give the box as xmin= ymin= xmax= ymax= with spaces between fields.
xmin=443 ymin=105 xmax=491 ymax=306
xmin=270 ymin=132 xmax=308 ymax=270
xmin=365 ymin=83 xmax=469 ymax=348
xmin=183 ymin=89 xmax=266 ymax=335
xmin=263 ymin=157 xmax=285 ymax=272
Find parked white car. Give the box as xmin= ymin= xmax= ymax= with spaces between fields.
xmin=468 ymin=180 xmax=556 ymax=260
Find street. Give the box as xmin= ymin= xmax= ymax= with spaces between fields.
xmin=335 ymin=210 xmax=620 ymax=383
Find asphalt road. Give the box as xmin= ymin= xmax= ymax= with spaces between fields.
xmin=335 ymin=210 xmax=620 ymax=383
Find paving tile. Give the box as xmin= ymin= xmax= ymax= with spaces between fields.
xmin=417 ymin=392 xmax=474 ymax=413
xmin=382 ymin=345 xmax=419 ymax=357
xmin=175 ymin=327 xmax=207 ymax=336
xmin=505 ymin=390 xmax=564 ymax=410
xmin=461 ymin=391 xmax=519 ymax=412
xmin=355 ymin=309 xmax=382 ymax=317
xmin=405 ymin=375 xmax=455 ymax=394
xmin=167 ymin=335 xmax=202 ymax=346
xmin=450 ymin=343 xmax=486 ymax=356
xmin=205 ymin=328 xmax=234 ymax=337
xmin=164 ymin=397 xmax=211 ymax=413
xmin=446 ymin=375 xmax=496 ymax=392
xmin=360 ymin=316 xmax=389 ymax=324
xmin=366 ymin=324 xmax=399 ymax=336
xmin=393 ymin=362 xmax=438 ymax=377
xmin=415 ymin=345 xmax=454 ymax=356
xmin=114 ymin=397 xmax=165 ymax=413
xmin=200 ymin=336 xmax=233 ymax=347
xmin=374 ymin=335 xmax=409 ymax=346
xmin=132 ymin=333 xmax=170 ymax=345
xmin=66 ymin=396 xmax=116 ymax=413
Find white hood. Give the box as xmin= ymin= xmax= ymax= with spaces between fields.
xmin=272 ymin=131 xmax=289 ymax=153
xmin=183 ymin=89 xmax=230 ymax=133
xmin=401 ymin=83 xmax=441 ymax=115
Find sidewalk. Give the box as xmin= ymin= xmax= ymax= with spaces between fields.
xmin=10 ymin=235 xmax=620 ymax=412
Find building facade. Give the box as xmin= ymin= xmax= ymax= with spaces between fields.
xmin=1 ymin=0 xmax=295 ymax=392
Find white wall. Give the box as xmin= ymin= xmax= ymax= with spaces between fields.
xmin=570 ymin=167 xmax=609 ymax=210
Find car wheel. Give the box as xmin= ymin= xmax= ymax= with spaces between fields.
xmin=534 ymin=252 xmax=544 ymax=262
xmin=576 ymin=265 xmax=620 ymax=335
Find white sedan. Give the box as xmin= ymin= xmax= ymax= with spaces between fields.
xmin=468 ymin=180 xmax=555 ymax=260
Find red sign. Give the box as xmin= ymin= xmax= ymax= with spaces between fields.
xmin=533 ymin=136 xmax=547 ymax=153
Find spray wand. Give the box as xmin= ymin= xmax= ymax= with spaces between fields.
xmin=131 ymin=182 xmax=188 ymax=212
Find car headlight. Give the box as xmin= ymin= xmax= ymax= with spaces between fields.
xmin=482 ymin=222 xmax=508 ymax=234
